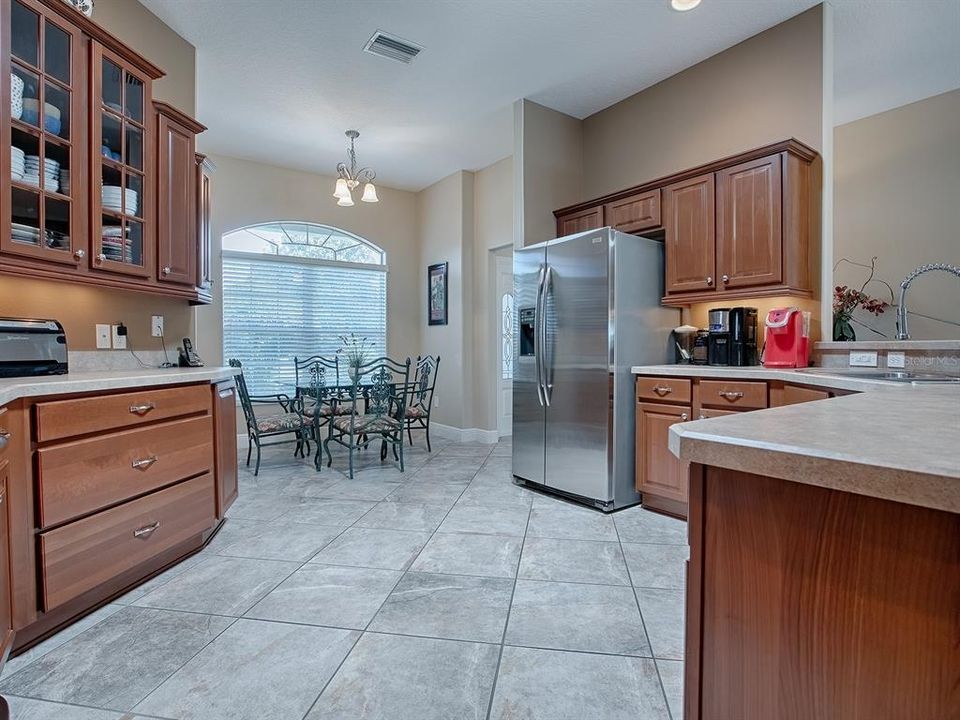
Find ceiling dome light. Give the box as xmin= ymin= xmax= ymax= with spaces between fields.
xmin=333 ymin=130 xmax=378 ymax=207
xmin=671 ymin=0 xmax=701 ymax=10
xmin=361 ymin=182 xmax=379 ymax=203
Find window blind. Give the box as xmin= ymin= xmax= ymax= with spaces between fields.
xmin=222 ymin=253 xmax=387 ymax=395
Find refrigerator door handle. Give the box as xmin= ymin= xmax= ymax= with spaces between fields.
xmin=534 ymin=264 xmax=546 ymax=407
xmin=542 ymin=264 xmax=554 ymax=406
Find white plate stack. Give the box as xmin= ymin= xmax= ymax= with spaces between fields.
xmin=11 ymin=147 xmax=25 ymax=180
xmin=11 ymin=222 xmax=40 ymax=246
xmin=23 ymin=156 xmax=59 ymax=193
xmin=102 ymin=185 xmax=138 ymax=216
xmin=101 ymin=225 xmax=133 ymax=263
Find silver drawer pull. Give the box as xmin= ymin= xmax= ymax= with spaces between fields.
xmin=131 ymin=455 xmax=158 ymax=470
xmin=129 ymin=402 xmax=156 ymax=415
xmin=652 ymin=385 xmax=673 ymax=395
xmin=134 ymin=521 xmax=161 ymax=538
xmin=718 ymin=391 xmax=744 ymax=400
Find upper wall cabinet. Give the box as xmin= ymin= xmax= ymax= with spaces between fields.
xmin=553 ymin=139 xmax=818 ymax=306
xmin=0 ymin=0 xmax=210 ymax=304
xmin=556 ymin=206 xmax=603 ymax=237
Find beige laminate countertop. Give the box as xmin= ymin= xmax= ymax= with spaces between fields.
xmin=0 ymin=367 xmax=237 ymax=406
xmin=631 ymin=365 xmax=960 ymax=514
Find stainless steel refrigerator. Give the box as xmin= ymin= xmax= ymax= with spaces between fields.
xmin=512 ymin=227 xmax=678 ymax=510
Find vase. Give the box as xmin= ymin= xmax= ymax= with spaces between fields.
xmin=348 ymin=366 xmax=359 ymax=381
xmin=833 ymin=314 xmax=856 ymax=341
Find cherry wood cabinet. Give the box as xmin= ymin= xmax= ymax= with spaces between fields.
xmin=636 ymin=401 xmax=690 ymax=512
xmin=604 ymin=189 xmax=660 ymax=234
xmin=194 ymin=153 xmax=214 ymax=302
xmin=663 ymin=173 xmax=715 ymax=294
xmin=555 ymin=205 xmax=603 ymax=237
xmin=769 ymin=381 xmax=831 ymax=407
xmin=0 ymin=461 xmax=14 ymax=667
xmin=213 ymin=380 xmax=238 ymax=519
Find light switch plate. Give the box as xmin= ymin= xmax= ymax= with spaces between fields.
xmin=111 ymin=324 xmax=127 ymax=350
xmin=849 ymin=351 xmax=878 ymax=367
xmin=887 ymin=351 xmax=906 ymax=369
xmin=96 ymin=324 xmax=111 ymax=349
xmin=151 ymin=315 xmax=164 ymax=338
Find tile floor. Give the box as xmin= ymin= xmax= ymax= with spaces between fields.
xmin=0 ymin=435 xmax=688 ymax=720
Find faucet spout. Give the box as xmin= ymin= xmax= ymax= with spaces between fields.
xmin=895 ymin=263 xmax=960 ymax=340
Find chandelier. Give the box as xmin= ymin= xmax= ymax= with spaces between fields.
xmin=333 ymin=130 xmax=379 ymax=206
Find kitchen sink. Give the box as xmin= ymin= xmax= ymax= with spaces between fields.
xmin=794 ymin=368 xmax=960 ymax=384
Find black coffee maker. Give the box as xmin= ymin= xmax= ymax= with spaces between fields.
xmin=707 ymin=308 xmax=730 ymax=366
xmin=728 ymin=307 xmax=758 ymax=366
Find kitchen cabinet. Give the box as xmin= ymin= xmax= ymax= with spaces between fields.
xmin=636 ymin=401 xmax=690 ymax=515
xmin=213 ymin=380 xmax=238 ymax=518
xmin=770 ymin=382 xmax=831 ymax=407
xmin=156 ymin=102 xmax=205 ymax=287
xmin=194 ymin=153 xmax=214 ymax=303
xmin=0 ymin=407 xmax=14 ymax=670
xmin=604 ymin=189 xmax=660 ymax=234
xmin=663 ymin=173 xmax=715 ymax=294
xmin=555 ymin=206 xmax=603 ymax=237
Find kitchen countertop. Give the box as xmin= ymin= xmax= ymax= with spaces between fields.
xmin=630 ymin=365 xmax=960 ymax=513
xmin=0 ymin=366 xmax=237 ymax=406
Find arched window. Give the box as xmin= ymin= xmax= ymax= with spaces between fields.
xmin=221 ymin=222 xmax=387 ymax=394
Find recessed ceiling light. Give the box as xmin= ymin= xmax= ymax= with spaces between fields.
xmin=671 ymin=0 xmax=702 ymax=10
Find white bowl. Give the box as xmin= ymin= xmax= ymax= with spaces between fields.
xmin=21 ymin=99 xmax=61 ymax=120
xmin=10 ymin=74 xmax=23 ymax=120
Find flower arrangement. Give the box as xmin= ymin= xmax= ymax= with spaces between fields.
xmin=337 ymin=333 xmax=371 ymax=376
xmin=831 ymin=256 xmax=892 ymax=341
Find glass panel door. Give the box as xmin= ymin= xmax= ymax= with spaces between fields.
xmin=5 ymin=0 xmax=83 ymax=266
xmin=90 ymin=43 xmax=151 ymax=277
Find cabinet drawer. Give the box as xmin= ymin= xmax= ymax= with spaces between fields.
xmin=605 ymin=190 xmax=661 ymax=233
xmin=39 ymin=473 xmax=216 ymax=611
xmin=35 ymin=384 xmax=211 ymax=443
xmin=699 ymin=380 xmax=767 ymax=410
xmin=37 ymin=415 xmax=213 ymax=528
xmin=636 ymin=377 xmax=692 ymax=404
xmin=697 ymin=408 xmax=740 ymax=420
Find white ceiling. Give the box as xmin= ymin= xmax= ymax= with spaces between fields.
xmin=139 ymin=0 xmax=960 ymax=191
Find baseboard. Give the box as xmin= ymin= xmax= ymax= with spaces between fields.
xmin=430 ymin=422 xmax=500 ymax=445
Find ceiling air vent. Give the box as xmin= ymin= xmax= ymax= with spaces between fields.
xmin=363 ymin=30 xmax=424 ymax=65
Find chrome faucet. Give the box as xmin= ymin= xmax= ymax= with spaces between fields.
xmin=895 ymin=263 xmax=960 ymax=340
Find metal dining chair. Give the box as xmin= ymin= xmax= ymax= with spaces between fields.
xmin=405 ymin=354 xmax=440 ymax=451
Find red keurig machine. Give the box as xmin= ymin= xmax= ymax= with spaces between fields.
xmin=763 ymin=307 xmax=810 ymax=368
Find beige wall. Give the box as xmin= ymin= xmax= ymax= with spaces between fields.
xmin=0 ymin=0 xmax=196 ymax=352
xmin=515 ymin=100 xmax=583 ymax=247
xmin=582 ymin=5 xmax=823 ymax=197
xmin=196 ymin=154 xmax=420 ymax=367
xmin=833 ymin=89 xmax=960 ymax=340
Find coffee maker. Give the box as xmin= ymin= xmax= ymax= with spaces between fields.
xmin=707 ymin=308 xmax=730 ymax=366
xmin=728 ymin=307 xmax=758 ymax=366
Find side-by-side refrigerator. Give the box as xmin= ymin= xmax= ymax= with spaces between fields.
xmin=512 ymin=227 xmax=678 ymax=511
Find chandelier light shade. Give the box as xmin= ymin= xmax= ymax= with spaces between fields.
xmin=334 ymin=130 xmax=378 ymax=206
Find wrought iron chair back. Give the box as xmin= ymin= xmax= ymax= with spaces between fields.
xmin=230 ymin=358 xmax=258 ymax=432
xmin=405 ymin=354 xmax=440 ymax=451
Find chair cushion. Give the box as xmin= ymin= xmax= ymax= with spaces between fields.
xmin=256 ymin=412 xmax=305 ymax=433
xmin=405 ymin=405 xmax=428 ymax=419
xmin=302 ymin=402 xmax=336 ymax=418
xmin=333 ymin=414 xmax=401 ymax=433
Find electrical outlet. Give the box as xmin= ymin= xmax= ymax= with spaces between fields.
xmin=887 ymin=351 xmax=906 ymax=369
xmin=96 ymin=324 xmax=111 ymax=349
xmin=111 ymin=324 xmax=127 ymax=350
xmin=849 ymin=351 xmax=878 ymax=368
xmin=151 ymin=315 xmax=164 ymax=337
xmin=434 ymin=395 xmax=439 ymax=408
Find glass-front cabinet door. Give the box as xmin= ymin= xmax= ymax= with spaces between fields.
xmin=3 ymin=0 xmax=85 ymax=266
xmin=90 ymin=42 xmax=152 ymax=277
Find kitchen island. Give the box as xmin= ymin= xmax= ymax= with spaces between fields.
xmin=0 ymin=367 xmax=239 ymax=661
xmin=662 ymin=374 xmax=960 ymax=720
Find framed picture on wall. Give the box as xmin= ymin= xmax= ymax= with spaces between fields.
xmin=428 ymin=262 xmax=448 ymax=326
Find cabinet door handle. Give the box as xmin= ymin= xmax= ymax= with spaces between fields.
xmin=680 ymin=412 xmax=688 ymax=421
xmin=721 ymin=274 xmax=730 ymax=284
xmin=131 ymin=455 xmax=158 ymax=470
xmin=74 ymin=249 xmax=85 ymax=260
xmin=162 ymin=266 xmax=171 ymax=275
xmin=652 ymin=385 xmax=673 ymax=396
xmin=699 ymin=414 xmax=705 ymax=420
xmin=133 ymin=521 xmax=161 ymax=538
xmin=96 ymin=253 xmax=106 ymax=263
xmin=705 ymin=276 xmax=713 ymax=286
xmin=129 ymin=402 xmax=156 ymax=415
xmin=718 ymin=390 xmax=744 ymax=400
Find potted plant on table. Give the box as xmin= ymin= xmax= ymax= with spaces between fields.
xmin=338 ymin=333 xmax=371 ymax=380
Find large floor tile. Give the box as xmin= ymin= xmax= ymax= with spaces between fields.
xmin=203 ymin=518 xmax=270 ymax=554
xmin=658 ymin=658 xmax=685 ymax=720
xmin=526 ymin=501 xmax=619 ymax=542
xmin=506 ymin=579 xmax=650 ymax=656
xmin=279 ymin=497 xmax=377 ymax=526
xmin=437 ymin=503 xmax=529 ymax=536
xmin=355 ymin=501 xmax=450 ymax=532
xmin=638 ymin=588 xmax=686 ymax=660
xmin=216 ymin=520 xmax=344 ymax=562
xmin=0 ymin=606 xmax=231 ymax=711
xmin=384 ymin=482 xmax=465 ymax=508
xmin=369 ymin=572 xmax=513 ymax=643
xmin=455 ymin=480 xmax=534 ymax=509
xmin=134 ymin=619 xmax=358 ymax=720
xmin=622 ymin=542 xmax=689 ymax=589
xmin=5 ymin=696 xmax=124 ymax=719
xmin=489 ymin=646 xmax=669 ymax=720
xmin=411 ymin=463 xmax=479 ymax=484
xmin=113 ymin=553 xmax=209 ymax=605
xmin=309 ymin=476 xmax=403 ymax=501
xmin=614 ymin=507 xmax=688 ymax=544
xmin=307 ymin=632 xmax=499 ymax=720
xmin=411 ymin=532 xmax=522 ymax=579
xmin=518 ymin=537 xmax=629 ymax=585
xmin=133 ymin=556 xmax=298 ymax=616
xmin=224 ymin=490 xmax=300 ymax=522
xmin=245 ymin=564 xmax=401 ymax=629
xmin=310 ymin=527 xmax=431 ymax=570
